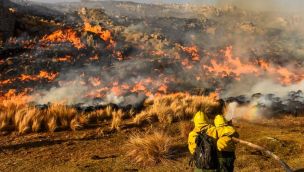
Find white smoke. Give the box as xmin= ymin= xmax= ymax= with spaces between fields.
xmin=32 ymin=79 xmax=90 ymax=105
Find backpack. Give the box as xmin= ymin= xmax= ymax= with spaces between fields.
xmin=192 ymin=130 xmax=218 ymax=169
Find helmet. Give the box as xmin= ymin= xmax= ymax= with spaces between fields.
xmin=214 ymin=115 xmax=227 ymax=127
xmin=193 ymin=111 xmax=209 ymax=128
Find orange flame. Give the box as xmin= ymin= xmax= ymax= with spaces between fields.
xmin=181 ymin=45 xmax=201 ymax=61
xmin=0 ymin=89 xmax=32 ymax=105
xmin=204 ymin=46 xmax=304 ymax=84
xmin=89 ymin=77 xmax=102 ymax=87
xmin=41 ymin=28 xmax=84 ymax=49
xmin=83 ymin=21 xmax=115 ymax=47
xmin=19 ymin=71 xmax=58 ymax=82
xmin=53 ymin=55 xmax=72 ymax=62
xmin=89 ymin=54 xmax=99 ymax=61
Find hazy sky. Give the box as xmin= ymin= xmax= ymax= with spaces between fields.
xmin=29 ymin=0 xmax=215 ymax=4
xmin=27 ymin=0 xmax=304 ymax=12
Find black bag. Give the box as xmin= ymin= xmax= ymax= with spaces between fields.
xmin=193 ymin=130 xmax=218 ymax=169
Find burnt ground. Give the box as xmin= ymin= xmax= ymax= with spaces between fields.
xmin=0 ymin=117 xmax=303 ymax=172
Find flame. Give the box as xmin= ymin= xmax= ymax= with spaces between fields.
xmin=0 ymin=89 xmax=32 ymax=105
xmin=41 ymin=28 xmax=84 ymax=49
xmin=115 ymin=51 xmax=124 ymax=61
xmin=89 ymin=54 xmax=99 ymax=61
xmin=181 ymin=59 xmax=193 ymax=69
xmin=131 ymin=82 xmax=153 ymax=97
xmin=19 ymin=71 xmax=58 ymax=82
xmin=53 ymin=55 xmax=72 ymax=62
xmin=89 ymin=77 xmax=102 ymax=87
xmin=151 ymin=50 xmax=167 ymax=56
xmin=8 ymin=8 xmax=17 ymax=13
xmin=181 ymin=45 xmax=201 ymax=61
xmin=204 ymin=46 xmax=259 ymax=80
xmin=204 ymin=46 xmax=304 ymax=84
xmin=0 ymin=79 xmax=13 ymax=85
xmin=121 ymin=84 xmax=130 ymax=90
xmin=83 ymin=21 xmax=115 ymax=47
xmin=158 ymin=84 xmax=168 ymax=93
xmin=111 ymin=86 xmax=121 ymax=96
xmin=131 ymin=82 xmax=146 ymax=92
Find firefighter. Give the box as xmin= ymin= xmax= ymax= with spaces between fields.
xmin=188 ymin=111 xmax=218 ymax=172
xmin=214 ymin=114 xmax=239 ymax=172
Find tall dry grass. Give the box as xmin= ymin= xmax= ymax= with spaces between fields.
xmin=87 ymin=106 xmax=127 ymax=130
xmin=133 ymin=93 xmax=219 ymax=125
xmin=124 ymin=131 xmax=175 ymax=166
xmin=0 ymin=92 xmax=89 ymax=133
xmin=0 ymin=92 xmax=219 ymax=134
xmin=179 ymin=121 xmax=194 ymax=139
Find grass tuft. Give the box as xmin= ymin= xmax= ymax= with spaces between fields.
xmin=125 ymin=131 xmax=175 ymax=166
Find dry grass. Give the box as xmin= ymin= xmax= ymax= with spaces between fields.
xmin=124 ymin=131 xmax=176 ymax=166
xmin=133 ymin=93 xmax=218 ymax=125
xmin=0 ymin=93 xmax=219 ymax=133
xmin=179 ymin=121 xmax=194 ymax=139
xmin=111 ymin=109 xmax=124 ymax=131
xmin=0 ymin=96 xmax=90 ymax=133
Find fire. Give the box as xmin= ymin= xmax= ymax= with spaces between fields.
xmin=38 ymin=71 xmax=58 ymax=81
xmin=8 ymin=8 xmax=16 ymax=13
xmin=41 ymin=28 xmax=85 ymax=49
xmin=131 ymin=82 xmax=153 ymax=97
xmin=110 ymin=82 xmax=123 ymax=96
xmin=204 ymin=46 xmax=304 ymax=84
xmin=181 ymin=59 xmax=193 ymax=69
xmin=89 ymin=54 xmax=99 ymax=61
xmin=181 ymin=45 xmax=201 ymax=61
xmin=151 ymin=50 xmax=167 ymax=57
xmin=89 ymin=77 xmax=102 ymax=87
xmin=53 ymin=55 xmax=72 ymax=62
xmin=0 ymin=89 xmax=32 ymax=105
xmin=204 ymin=46 xmax=259 ymax=80
xmin=0 ymin=79 xmax=13 ymax=85
xmin=121 ymin=84 xmax=130 ymax=90
xmin=131 ymin=82 xmax=146 ymax=92
xmin=83 ymin=21 xmax=115 ymax=47
xmin=19 ymin=71 xmax=58 ymax=82
xmin=158 ymin=84 xmax=168 ymax=93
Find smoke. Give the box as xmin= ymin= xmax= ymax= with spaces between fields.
xmin=32 ymin=77 xmax=91 ymax=105
xmin=216 ymin=0 xmax=304 ymax=13
xmin=225 ymin=101 xmax=264 ymax=121
xmin=222 ymin=78 xmax=304 ymax=98
xmin=4 ymin=0 xmax=304 ymax=117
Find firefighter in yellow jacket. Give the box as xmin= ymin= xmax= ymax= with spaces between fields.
xmin=214 ymin=115 xmax=239 ymax=172
xmin=188 ymin=111 xmax=218 ymax=172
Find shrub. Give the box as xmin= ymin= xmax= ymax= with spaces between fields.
xmin=125 ymin=131 xmax=175 ymax=166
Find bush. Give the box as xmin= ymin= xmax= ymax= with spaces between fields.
xmin=125 ymin=131 xmax=175 ymax=166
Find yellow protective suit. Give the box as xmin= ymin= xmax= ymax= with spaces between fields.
xmin=188 ymin=111 xmax=218 ymax=155
xmin=214 ymin=115 xmax=239 ymax=152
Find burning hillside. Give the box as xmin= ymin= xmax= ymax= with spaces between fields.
xmin=1 ymin=1 xmax=304 ymax=172
xmin=1 ymin=0 xmax=304 ymax=123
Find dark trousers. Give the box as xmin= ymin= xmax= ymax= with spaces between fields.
xmin=194 ymin=167 xmax=217 ymax=172
xmin=218 ymin=152 xmax=236 ymax=172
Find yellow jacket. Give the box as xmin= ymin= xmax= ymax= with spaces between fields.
xmin=214 ymin=115 xmax=239 ymax=152
xmin=188 ymin=111 xmax=218 ymax=155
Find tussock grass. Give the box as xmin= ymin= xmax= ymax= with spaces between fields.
xmin=133 ymin=93 xmax=218 ymax=125
xmin=125 ymin=131 xmax=175 ymax=166
xmin=179 ymin=121 xmax=194 ymax=139
xmin=0 ymin=93 xmax=218 ymax=134
xmin=0 ymin=97 xmax=89 ymax=133
xmin=111 ymin=109 xmax=124 ymax=130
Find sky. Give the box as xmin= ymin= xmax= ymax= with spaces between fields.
xmin=28 ymin=0 xmax=214 ymax=4
xmin=27 ymin=0 xmax=304 ymax=12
